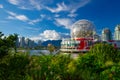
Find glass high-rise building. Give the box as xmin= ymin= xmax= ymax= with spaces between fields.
xmin=20 ymin=37 xmax=25 ymax=48
xmin=102 ymin=28 xmax=112 ymax=41
xmin=114 ymin=24 xmax=120 ymax=40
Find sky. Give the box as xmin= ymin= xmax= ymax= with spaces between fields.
xmin=0 ymin=0 xmax=120 ymax=41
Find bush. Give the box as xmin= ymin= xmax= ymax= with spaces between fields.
xmin=100 ymin=64 xmax=120 ymax=80
xmin=0 ymin=32 xmax=18 ymax=58
xmin=74 ymin=43 xmax=120 ymax=80
xmin=76 ymin=54 xmax=101 ymax=80
xmin=89 ymin=43 xmax=119 ymax=63
xmin=0 ymin=54 xmax=30 ymax=80
xmin=0 ymin=42 xmax=120 ymax=80
xmin=28 ymin=54 xmax=73 ymax=80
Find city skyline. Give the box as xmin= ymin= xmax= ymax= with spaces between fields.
xmin=0 ymin=0 xmax=120 ymax=41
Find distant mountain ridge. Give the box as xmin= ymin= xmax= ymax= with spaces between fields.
xmin=41 ymin=40 xmax=62 ymax=47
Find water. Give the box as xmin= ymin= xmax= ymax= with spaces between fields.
xmin=18 ymin=49 xmax=79 ymax=58
xmin=29 ymin=50 xmax=50 ymax=56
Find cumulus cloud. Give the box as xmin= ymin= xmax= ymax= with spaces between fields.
xmin=55 ymin=18 xmax=74 ymax=29
xmin=30 ymin=30 xmax=61 ymax=41
xmin=7 ymin=11 xmax=41 ymax=24
xmin=0 ymin=4 xmax=3 ymax=8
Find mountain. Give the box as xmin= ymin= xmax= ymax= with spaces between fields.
xmin=41 ymin=40 xmax=62 ymax=47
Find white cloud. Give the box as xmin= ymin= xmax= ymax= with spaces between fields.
xmin=7 ymin=11 xmax=41 ymax=24
xmin=7 ymin=11 xmax=29 ymax=22
xmin=7 ymin=0 xmax=90 ymax=14
xmin=59 ymin=32 xmax=70 ymax=39
xmin=46 ymin=2 xmax=67 ymax=13
xmin=28 ymin=19 xmax=41 ymax=25
xmin=40 ymin=14 xmax=46 ymax=18
xmin=29 ymin=0 xmax=41 ymax=10
xmin=70 ymin=0 xmax=91 ymax=13
xmin=68 ymin=13 xmax=77 ymax=17
xmin=40 ymin=30 xmax=61 ymax=40
xmin=7 ymin=11 xmax=16 ymax=16
xmin=16 ymin=15 xmax=29 ymax=21
xmin=39 ymin=14 xmax=52 ymax=21
xmin=18 ymin=6 xmax=32 ymax=10
xmin=7 ymin=16 xmax=15 ymax=19
xmin=55 ymin=18 xmax=74 ymax=29
xmin=30 ymin=30 xmax=61 ymax=41
xmin=0 ymin=4 xmax=3 ymax=8
xmin=7 ymin=0 xmax=52 ymax=10
xmin=46 ymin=0 xmax=90 ymax=13
xmin=8 ymin=0 xmax=19 ymax=5
xmin=54 ymin=14 xmax=60 ymax=17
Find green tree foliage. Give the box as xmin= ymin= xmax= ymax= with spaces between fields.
xmin=89 ymin=43 xmax=119 ymax=62
xmin=27 ymin=54 xmax=73 ymax=80
xmin=0 ymin=54 xmax=30 ymax=80
xmin=0 ymin=32 xmax=18 ymax=58
xmin=47 ymin=44 xmax=55 ymax=54
xmin=75 ymin=43 xmax=120 ymax=80
xmin=7 ymin=33 xmax=18 ymax=53
xmin=0 ymin=42 xmax=120 ymax=80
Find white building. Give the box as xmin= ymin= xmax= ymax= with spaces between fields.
xmin=19 ymin=37 xmax=25 ymax=48
xmin=114 ymin=24 xmax=120 ymax=40
xmin=102 ymin=28 xmax=112 ymax=41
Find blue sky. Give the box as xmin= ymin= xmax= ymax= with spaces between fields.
xmin=0 ymin=0 xmax=120 ymax=41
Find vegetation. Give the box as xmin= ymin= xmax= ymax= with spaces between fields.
xmin=47 ymin=44 xmax=55 ymax=54
xmin=0 ymin=32 xmax=120 ymax=80
xmin=0 ymin=32 xmax=18 ymax=58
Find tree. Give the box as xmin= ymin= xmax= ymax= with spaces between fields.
xmin=47 ymin=44 xmax=55 ymax=54
xmin=0 ymin=32 xmax=18 ymax=58
xmin=7 ymin=33 xmax=18 ymax=53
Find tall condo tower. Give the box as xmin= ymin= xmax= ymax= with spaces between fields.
xmin=114 ymin=24 xmax=120 ymax=40
xmin=102 ymin=28 xmax=112 ymax=41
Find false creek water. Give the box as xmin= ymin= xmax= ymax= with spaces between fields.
xmin=18 ymin=50 xmax=78 ymax=58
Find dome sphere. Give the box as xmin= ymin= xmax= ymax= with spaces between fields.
xmin=71 ymin=19 xmax=95 ymax=38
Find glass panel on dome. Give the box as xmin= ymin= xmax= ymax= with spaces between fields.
xmin=71 ymin=20 xmax=95 ymax=38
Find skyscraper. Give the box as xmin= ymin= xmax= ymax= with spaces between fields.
xmin=102 ymin=28 xmax=112 ymax=41
xmin=20 ymin=37 xmax=25 ymax=48
xmin=114 ymin=24 xmax=120 ymax=40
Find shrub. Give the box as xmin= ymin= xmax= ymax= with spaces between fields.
xmin=0 ymin=54 xmax=30 ymax=80
xmin=89 ymin=43 xmax=119 ymax=63
xmin=100 ymin=64 xmax=120 ymax=80
xmin=76 ymin=54 xmax=101 ymax=80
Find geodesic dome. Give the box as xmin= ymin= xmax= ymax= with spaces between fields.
xmin=71 ymin=19 xmax=96 ymax=38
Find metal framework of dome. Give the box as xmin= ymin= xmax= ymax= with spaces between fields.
xmin=71 ymin=19 xmax=95 ymax=38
